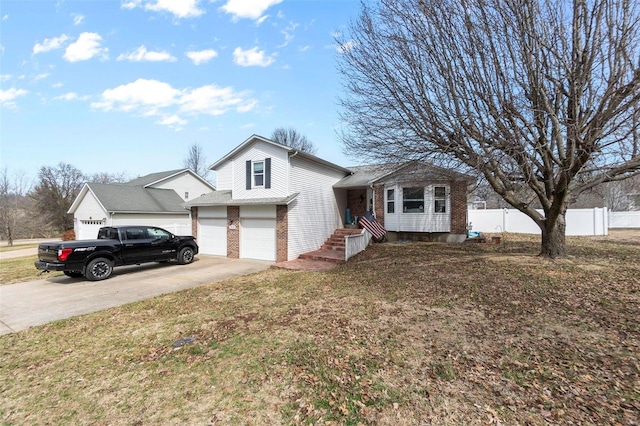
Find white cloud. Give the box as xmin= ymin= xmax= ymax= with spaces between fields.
xmin=233 ymin=46 xmax=275 ymax=67
xmin=2 ymin=14 xmax=8 ymax=21
xmin=179 ymin=85 xmax=254 ymax=115
xmin=33 ymin=34 xmax=70 ymax=55
xmin=52 ymin=82 xmax=64 ymax=88
xmin=157 ymin=115 xmax=187 ymax=128
xmin=63 ymin=32 xmax=108 ymax=62
xmin=0 ymin=87 xmax=28 ymax=108
xmin=71 ymin=13 xmax=85 ymax=25
xmin=0 ymin=74 xmax=11 ymax=82
xmin=299 ymin=45 xmax=311 ymax=53
xmin=117 ymin=45 xmax=176 ymax=62
xmin=278 ymin=21 xmax=299 ymax=48
xmin=91 ymin=78 xmax=257 ymax=128
xmin=33 ymin=73 xmax=50 ymax=81
xmin=221 ymin=0 xmax=282 ymax=21
xmin=122 ymin=0 xmax=204 ymax=18
xmin=185 ymin=49 xmax=218 ymax=65
xmin=54 ymin=92 xmax=79 ymax=101
xmin=336 ymin=40 xmax=355 ymax=53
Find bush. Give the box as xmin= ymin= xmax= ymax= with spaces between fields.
xmin=61 ymin=230 xmax=76 ymax=241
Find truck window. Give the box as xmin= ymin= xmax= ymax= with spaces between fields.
xmin=147 ymin=227 xmax=172 ymax=240
xmin=124 ymin=228 xmax=148 ymax=240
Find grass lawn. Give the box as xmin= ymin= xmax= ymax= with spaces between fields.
xmin=1 ymin=231 xmax=639 ymax=425
xmin=0 ymin=256 xmax=64 ymax=285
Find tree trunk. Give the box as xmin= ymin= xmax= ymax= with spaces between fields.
xmin=539 ymin=213 xmax=567 ymax=258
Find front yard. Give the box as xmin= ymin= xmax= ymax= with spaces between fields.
xmin=1 ymin=231 xmax=639 ymax=425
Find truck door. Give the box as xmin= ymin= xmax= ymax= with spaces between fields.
xmin=146 ymin=227 xmax=177 ymax=260
xmin=120 ymin=226 xmax=154 ymax=264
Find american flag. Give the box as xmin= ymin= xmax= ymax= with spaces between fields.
xmin=358 ymin=216 xmax=387 ymax=240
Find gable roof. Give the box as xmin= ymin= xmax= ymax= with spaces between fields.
xmin=335 ymin=161 xmax=474 ymax=189
xmin=68 ymin=183 xmax=189 ymax=214
xmin=210 ymin=134 xmax=351 ymax=174
xmin=125 ymin=168 xmax=215 ymax=190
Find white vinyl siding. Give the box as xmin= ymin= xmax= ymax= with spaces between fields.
xmin=384 ymin=184 xmax=451 ymax=232
xmin=151 ymin=171 xmax=213 ymax=201
xmin=231 ymin=141 xmax=289 ymax=199
xmin=240 ymin=205 xmax=276 ymax=261
xmin=216 ymin=162 xmax=234 ymax=191
xmin=73 ymin=190 xmax=108 ymax=238
xmin=108 ymin=213 xmax=192 ymax=235
xmin=288 ymin=155 xmax=346 ymax=261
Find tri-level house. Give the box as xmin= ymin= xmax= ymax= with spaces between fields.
xmin=184 ymin=135 xmax=473 ymax=262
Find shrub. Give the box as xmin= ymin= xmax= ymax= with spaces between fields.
xmin=61 ymin=229 xmax=76 ymax=241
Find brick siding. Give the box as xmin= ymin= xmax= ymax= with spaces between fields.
xmin=346 ymin=189 xmax=367 ymax=224
xmin=227 ymin=206 xmax=240 ymax=258
xmin=191 ymin=207 xmax=198 ymax=238
xmin=276 ymin=205 xmax=288 ymax=261
xmin=450 ymin=180 xmax=468 ymax=234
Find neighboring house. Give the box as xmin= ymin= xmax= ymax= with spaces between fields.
xmin=184 ymin=135 xmax=473 ymax=262
xmin=68 ymin=169 xmax=215 ymax=239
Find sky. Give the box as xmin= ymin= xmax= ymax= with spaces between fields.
xmin=0 ymin=0 xmax=361 ymax=185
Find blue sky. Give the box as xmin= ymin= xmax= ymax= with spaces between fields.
xmin=0 ymin=0 xmax=360 ymax=183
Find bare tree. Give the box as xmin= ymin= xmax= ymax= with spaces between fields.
xmin=30 ymin=163 xmax=85 ymax=232
xmin=271 ymin=127 xmax=318 ymax=155
xmin=183 ymin=142 xmax=210 ymax=180
xmin=0 ymin=167 xmax=31 ymax=245
xmin=338 ymin=0 xmax=640 ymax=257
xmin=88 ymin=171 xmax=129 ymax=184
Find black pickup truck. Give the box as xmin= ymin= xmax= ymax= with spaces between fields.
xmin=35 ymin=226 xmax=199 ymax=281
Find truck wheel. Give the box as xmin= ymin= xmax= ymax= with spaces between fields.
xmin=85 ymin=258 xmax=113 ymax=281
xmin=63 ymin=271 xmax=83 ymax=278
xmin=177 ymin=247 xmax=195 ymax=265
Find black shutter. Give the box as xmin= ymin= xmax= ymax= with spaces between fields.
xmin=265 ymin=158 xmax=271 ymax=189
xmin=246 ymin=160 xmax=252 ymax=190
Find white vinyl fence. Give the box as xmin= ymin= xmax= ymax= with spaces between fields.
xmin=468 ymin=208 xmax=609 ymax=236
xmin=609 ymin=211 xmax=640 ymax=229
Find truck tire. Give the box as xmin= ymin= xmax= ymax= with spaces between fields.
xmin=85 ymin=258 xmax=114 ymax=281
xmin=63 ymin=271 xmax=83 ymax=278
xmin=177 ymin=247 xmax=195 ymax=265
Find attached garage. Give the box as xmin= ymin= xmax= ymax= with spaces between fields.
xmin=77 ymin=219 xmax=105 ymax=240
xmin=198 ymin=207 xmax=227 ymax=256
xmin=240 ymin=205 xmax=276 ymax=261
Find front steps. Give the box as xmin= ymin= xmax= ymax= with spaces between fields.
xmin=298 ymin=228 xmax=362 ymax=264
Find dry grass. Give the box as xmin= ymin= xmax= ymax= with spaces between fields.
xmin=1 ymin=230 xmax=639 ymax=425
xmin=0 ymin=244 xmax=38 ymax=253
xmin=0 ymin=256 xmax=63 ymax=285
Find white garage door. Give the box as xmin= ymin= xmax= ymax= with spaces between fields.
xmin=78 ymin=220 xmax=104 ymax=240
xmin=198 ymin=218 xmax=227 ymax=256
xmin=240 ymin=218 xmax=276 ymax=261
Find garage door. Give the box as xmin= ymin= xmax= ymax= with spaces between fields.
xmin=198 ymin=218 xmax=227 ymax=256
xmin=240 ymin=218 xmax=276 ymax=261
xmin=78 ymin=220 xmax=104 ymax=240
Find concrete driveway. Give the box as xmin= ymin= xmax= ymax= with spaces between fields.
xmin=0 ymin=256 xmax=271 ymax=335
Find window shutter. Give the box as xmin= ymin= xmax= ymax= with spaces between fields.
xmin=246 ymin=160 xmax=251 ymax=190
xmin=265 ymin=158 xmax=271 ymax=189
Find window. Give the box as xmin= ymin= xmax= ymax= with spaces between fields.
xmin=386 ymin=189 xmax=395 ymax=213
xmin=434 ymin=186 xmax=446 ymax=213
xmin=184 ymin=191 xmax=189 ymax=200
xmin=403 ymin=187 xmax=424 ymax=213
xmin=147 ymin=227 xmax=172 ymax=240
xmin=253 ymin=161 xmax=264 ymax=187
